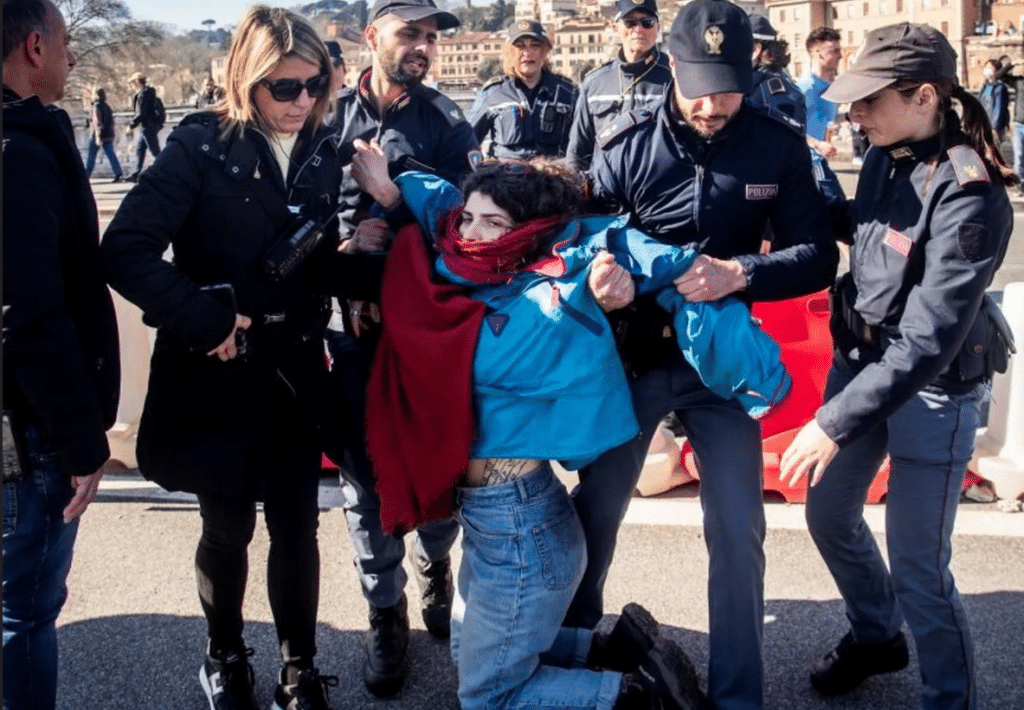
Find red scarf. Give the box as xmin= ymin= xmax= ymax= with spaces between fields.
xmin=436 ymin=209 xmax=567 ymax=284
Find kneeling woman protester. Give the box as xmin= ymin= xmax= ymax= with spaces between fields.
xmin=780 ymin=24 xmax=1014 ymax=710
xmin=350 ymin=141 xmax=791 ymax=710
xmin=102 ymin=7 xmax=378 ymax=710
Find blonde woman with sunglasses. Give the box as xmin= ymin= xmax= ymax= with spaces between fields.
xmin=102 ymin=6 xmax=381 ymax=710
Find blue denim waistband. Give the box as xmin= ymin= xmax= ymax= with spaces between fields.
xmin=456 ymin=462 xmax=556 ymax=506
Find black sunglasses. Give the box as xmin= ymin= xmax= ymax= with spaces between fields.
xmin=622 ymin=17 xmax=657 ymax=29
xmin=258 ymin=73 xmax=330 ymax=102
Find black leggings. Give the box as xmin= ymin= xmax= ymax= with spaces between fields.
xmin=195 ymin=468 xmax=321 ymax=664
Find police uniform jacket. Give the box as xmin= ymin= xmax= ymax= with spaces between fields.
xmin=102 ymin=112 xmax=380 ymax=498
xmin=468 ymin=69 xmax=578 ymax=159
xmin=2 ymin=87 xmax=120 ymax=480
xmin=590 ymin=99 xmax=838 ymax=304
xmin=566 ymin=48 xmax=671 ymax=170
xmin=333 ymin=68 xmax=480 ymax=235
xmin=819 ymin=134 xmax=1013 ymax=446
xmin=746 ymin=67 xmax=806 ymax=135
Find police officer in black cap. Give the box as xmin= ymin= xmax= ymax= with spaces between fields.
xmin=566 ymin=0 xmax=671 ymax=171
xmin=568 ymin=2 xmax=838 ymax=708
xmin=780 ymin=24 xmax=1014 ymax=709
xmin=468 ymin=20 xmax=578 ymax=159
xmin=325 ymin=0 xmax=479 ymax=698
xmin=745 ymin=12 xmax=805 ymax=133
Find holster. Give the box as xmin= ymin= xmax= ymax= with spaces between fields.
xmin=952 ymin=294 xmax=1016 ymax=381
xmin=608 ymin=296 xmax=680 ymax=379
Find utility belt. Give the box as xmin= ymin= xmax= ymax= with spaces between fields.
xmin=831 ymin=273 xmax=1015 ymax=384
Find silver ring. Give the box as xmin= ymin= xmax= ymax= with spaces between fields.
xmin=350 ymin=309 xmax=362 ymax=317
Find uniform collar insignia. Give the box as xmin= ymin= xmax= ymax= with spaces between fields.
xmin=888 ymin=146 xmax=914 ymax=160
xmin=705 ymin=26 xmax=724 ymax=55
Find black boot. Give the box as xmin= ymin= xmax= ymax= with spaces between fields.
xmin=620 ymin=638 xmax=708 ymax=710
xmin=407 ymin=547 xmax=453 ymax=639
xmin=272 ymin=666 xmax=338 ymax=710
xmin=810 ymin=630 xmax=909 ymax=696
xmin=589 ymin=603 xmax=661 ymax=672
xmin=363 ymin=593 xmax=410 ymax=697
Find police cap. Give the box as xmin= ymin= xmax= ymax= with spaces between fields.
xmin=369 ymin=0 xmax=460 ymax=31
xmin=667 ymin=0 xmax=753 ymax=99
xmin=615 ymin=0 xmax=659 ymax=21
xmin=823 ymin=22 xmax=957 ymax=103
xmin=507 ymin=19 xmax=550 ymax=45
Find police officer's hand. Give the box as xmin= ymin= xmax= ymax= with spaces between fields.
xmin=207 ymin=313 xmax=251 ymax=362
xmin=811 ymin=136 xmax=838 ymax=159
xmin=341 ymin=218 xmax=391 ymax=254
xmin=779 ymin=419 xmax=839 ymax=488
xmin=674 ymin=255 xmax=748 ymax=302
xmin=588 ymin=251 xmax=634 ymax=312
xmin=352 ymin=138 xmax=401 ymax=210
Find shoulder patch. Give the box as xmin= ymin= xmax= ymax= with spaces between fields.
xmin=597 ymin=108 xmax=654 ymax=149
xmin=947 ymin=145 xmax=991 ymax=186
xmin=428 ymin=90 xmax=469 ymax=128
xmin=766 ymin=77 xmax=787 ymax=95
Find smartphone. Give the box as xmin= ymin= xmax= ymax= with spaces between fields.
xmin=200 ymin=283 xmax=249 ymax=359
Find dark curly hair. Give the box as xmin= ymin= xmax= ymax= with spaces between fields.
xmin=460 ymin=158 xmax=587 ymax=226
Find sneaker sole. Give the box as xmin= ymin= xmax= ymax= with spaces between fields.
xmin=644 ymin=641 xmax=707 ymax=710
xmin=199 ymin=665 xmax=217 ymax=710
xmin=620 ymin=603 xmax=660 ymax=652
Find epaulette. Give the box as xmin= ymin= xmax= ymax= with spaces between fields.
xmin=597 ymin=108 xmax=653 ymax=149
xmin=481 ymin=75 xmax=504 ymax=90
xmin=947 ymin=144 xmax=991 ymax=186
xmin=582 ymin=60 xmax=615 ymax=83
xmin=427 ymin=89 xmax=470 ymax=128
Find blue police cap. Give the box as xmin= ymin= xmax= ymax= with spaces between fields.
xmin=615 ymin=0 xmax=659 ymax=21
xmin=748 ymin=12 xmax=777 ymax=41
xmin=507 ymin=19 xmax=550 ymax=45
xmin=667 ymin=0 xmax=753 ymax=99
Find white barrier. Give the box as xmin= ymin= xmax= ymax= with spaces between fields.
xmin=971 ymin=281 xmax=1024 ymax=501
xmin=106 ymin=292 xmax=155 ymax=469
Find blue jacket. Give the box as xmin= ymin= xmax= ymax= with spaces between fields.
xmin=980 ymin=80 xmax=1009 ymax=132
xmin=394 ymin=172 xmax=790 ymax=467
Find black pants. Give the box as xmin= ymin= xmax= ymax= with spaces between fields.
xmin=195 ymin=457 xmax=321 ymax=665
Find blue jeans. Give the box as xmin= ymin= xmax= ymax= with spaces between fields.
xmin=451 ymin=464 xmax=621 ymax=710
xmin=3 ymin=422 xmax=80 ymax=710
xmin=84 ymin=140 xmax=122 ymax=178
xmin=1011 ymin=122 xmax=1024 ymax=183
xmin=806 ymin=355 xmax=983 ymax=710
xmin=131 ymin=128 xmax=161 ymax=177
xmin=324 ymin=330 xmax=459 ymax=608
xmin=567 ymin=359 xmax=766 ymax=710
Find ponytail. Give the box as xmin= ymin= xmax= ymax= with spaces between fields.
xmin=950 ymin=83 xmax=1017 ymax=186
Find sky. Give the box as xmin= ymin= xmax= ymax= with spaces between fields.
xmin=121 ymin=0 xmax=267 ymax=32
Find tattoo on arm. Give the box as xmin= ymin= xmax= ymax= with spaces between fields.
xmin=480 ymin=459 xmax=536 ymax=487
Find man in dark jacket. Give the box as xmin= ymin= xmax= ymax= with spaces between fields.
xmin=2 ymin=2 xmax=121 ymax=709
xmin=566 ymin=0 xmax=671 ymax=171
xmin=325 ymin=0 xmax=479 ymax=698
xmin=570 ymin=2 xmax=837 ymax=709
xmin=997 ymin=56 xmax=1024 ymax=194
xmin=125 ymin=70 xmax=162 ymax=180
xmin=84 ymin=86 xmax=123 ymax=181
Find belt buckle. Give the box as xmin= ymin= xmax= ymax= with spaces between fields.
xmin=861 ymin=323 xmax=876 ymax=345
xmin=263 ymin=313 xmax=286 ymax=325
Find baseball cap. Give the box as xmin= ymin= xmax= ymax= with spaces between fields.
xmin=823 ymin=23 xmax=957 ymax=103
xmin=615 ymin=0 xmax=659 ymax=21
xmin=368 ymin=0 xmax=460 ymax=31
xmin=748 ymin=12 xmax=777 ymax=42
xmin=507 ymin=19 xmax=549 ymax=45
xmin=325 ymin=40 xmax=344 ymax=66
xmin=667 ymin=0 xmax=753 ymax=99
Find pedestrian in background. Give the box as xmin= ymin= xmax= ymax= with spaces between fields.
xmin=124 ymin=71 xmax=162 ymax=180
xmin=781 ymin=23 xmax=1015 ymax=710
xmin=798 ymin=27 xmax=846 ymax=205
xmin=979 ymin=58 xmax=1009 ymax=147
xmin=325 ymin=39 xmax=346 ymax=92
xmin=3 ymin=2 xmax=121 ymax=709
xmin=85 ymin=86 xmax=124 ymax=181
xmin=566 ymin=0 xmax=670 ymax=171
xmin=996 ymin=54 xmax=1024 ymax=194
xmin=194 ymin=75 xmax=225 ymax=109
xmin=469 ymin=20 xmax=577 ymax=159
xmin=323 ymin=0 xmax=479 ymax=698
xmin=571 ymin=1 xmax=838 ymax=708
xmin=102 ymin=6 xmax=379 ymax=710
